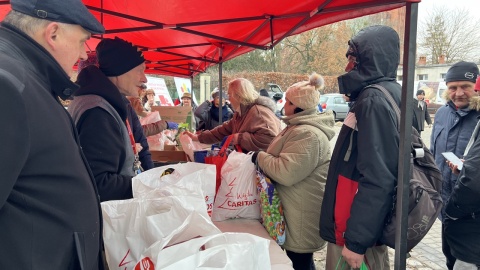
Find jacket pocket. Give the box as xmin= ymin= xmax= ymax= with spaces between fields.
xmin=334 ymin=175 xmax=358 ymax=246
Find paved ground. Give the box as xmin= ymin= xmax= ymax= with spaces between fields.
xmin=312 ymin=123 xmax=447 ymax=269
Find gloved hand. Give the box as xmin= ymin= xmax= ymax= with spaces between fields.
xmin=166 ymin=121 xmax=179 ymax=130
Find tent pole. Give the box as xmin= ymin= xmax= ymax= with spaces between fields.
xmin=394 ymin=2 xmax=418 ymax=269
xmin=218 ymin=45 xmax=224 ymax=125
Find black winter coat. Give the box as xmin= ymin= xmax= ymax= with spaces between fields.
xmin=445 ymin=119 xmax=480 ymax=265
xmin=70 ymin=66 xmax=135 ymax=201
xmin=0 ymin=23 xmax=103 ymax=269
xmin=320 ymin=25 xmax=401 ymax=254
xmin=412 ymin=99 xmax=432 ymax=132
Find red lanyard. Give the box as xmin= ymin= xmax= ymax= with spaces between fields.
xmin=125 ymin=119 xmax=137 ymax=155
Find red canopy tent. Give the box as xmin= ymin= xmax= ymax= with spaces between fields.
xmin=1 ymin=0 xmax=418 ymax=77
xmin=0 ymin=1 xmax=422 ymax=269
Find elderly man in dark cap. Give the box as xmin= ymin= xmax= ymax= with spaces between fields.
xmin=430 ymin=61 xmax=480 ymax=270
xmin=68 ymin=37 xmax=154 ymax=202
xmin=0 ymin=0 xmax=106 ymax=269
xmin=412 ymin=89 xmax=432 ymax=135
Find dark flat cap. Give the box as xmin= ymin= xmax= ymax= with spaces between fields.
xmin=445 ymin=61 xmax=479 ymax=83
xmin=11 ymin=0 xmax=105 ymax=34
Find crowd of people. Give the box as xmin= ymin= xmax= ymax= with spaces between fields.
xmin=1 ymin=0 xmax=480 ymax=269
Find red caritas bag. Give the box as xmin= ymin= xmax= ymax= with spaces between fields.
xmin=204 ymin=136 xmax=234 ymax=194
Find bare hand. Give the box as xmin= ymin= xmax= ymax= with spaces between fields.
xmin=184 ymin=130 xmax=199 ymax=141
xmin=446 ymin=160 xmax=463 ymax=175
xmin=135 ymin=143 xmax=143 ymax=153
xmin=342 ymin=246 xmax=364 ymax=269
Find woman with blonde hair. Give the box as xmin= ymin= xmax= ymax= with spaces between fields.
xmin=252 ymin=72 xmax=335 ymax=270
xmin=185 ymin=78 xmax=281 ymax=151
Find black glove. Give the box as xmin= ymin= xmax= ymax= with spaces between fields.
xmin=251 ymin=151 xmax=260 ymax=164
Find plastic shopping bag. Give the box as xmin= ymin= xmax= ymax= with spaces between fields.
xmin=135 ymin=232 xmax=271 ymax=270
xmin=335 ymin=256 xmax=368 ymax=270
xmin=204 ymin=135 xmax=234 ymax=194
xmin=178 ymin=133 xmax=210 ymax=161
xmin=212 ymin=151 xmax=260 ymax=221
xmin=256 ymin=169 xmax=286 ymax=245
xmin=132 ymin=162 xmax=216 ymax=216
xmin=140 ymin=111 xmax=164 ymax=150
xmin=101 ymin=187 xmax=221 ymax=270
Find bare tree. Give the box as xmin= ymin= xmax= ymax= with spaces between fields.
xmin=418 ymin=6 xmax=480 ymax=64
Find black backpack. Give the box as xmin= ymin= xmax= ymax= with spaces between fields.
xmin=368 ymin=84 xmax=443 ymax=252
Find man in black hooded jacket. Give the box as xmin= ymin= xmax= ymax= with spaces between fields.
xmin=320 ymin=25 xmax=401 ymax=269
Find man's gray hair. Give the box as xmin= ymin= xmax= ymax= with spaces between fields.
xmin=3 ymin=10 xmax=51 ymax=36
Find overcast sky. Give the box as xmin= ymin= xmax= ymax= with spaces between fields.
xmin=417 ymin=0 xmax=480 ymax=20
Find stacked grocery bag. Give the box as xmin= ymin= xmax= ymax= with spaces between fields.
xmin=101 ymin=162 xmax=272 ymax=270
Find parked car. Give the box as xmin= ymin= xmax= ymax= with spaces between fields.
xmin=319 ymin=93 xmax=349 ymax=121
xmin=260 ymin=83 xmax=286 ymax=114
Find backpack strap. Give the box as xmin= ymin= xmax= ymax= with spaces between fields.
xmin=367 ymin=84 xmax=424 ymax=158
xmin=368 ymin=84 xmax=400 ymax=133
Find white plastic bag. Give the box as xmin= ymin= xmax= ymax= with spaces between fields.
xmin=132 ymin=162 xmax=216 ymax=216
xmin=212 ymin=151 xmax=260 ymax=221
xmin=135 ymin=232 xmax=271 ymax=270
xmin=101 ymin=187 xmax=221 ymax=270
xmin=178 ymin=133 xmax=211 ymax=161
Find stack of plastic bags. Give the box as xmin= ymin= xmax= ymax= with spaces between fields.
xmin=101 ymin=162 xmax=271 ymax=270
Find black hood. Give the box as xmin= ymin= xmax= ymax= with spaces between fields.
xmin=338 ymin=25 xmax=400 ymax=99
xmin=74 ymin=65 xmax=127 ymax=120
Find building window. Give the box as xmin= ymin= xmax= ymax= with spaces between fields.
xmin=397 ymin=75 xmax=403 ymax=81
xmin=418 ymin=74 xmax=428 ymax=80
xmin=440 ymin=73 xmax=446 ymax=79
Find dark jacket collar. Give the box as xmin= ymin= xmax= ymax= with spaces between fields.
xmin=0 ymin=22 xmax=79 ymax=100
xmin=74 ymin=65 xmax=128 ymax=120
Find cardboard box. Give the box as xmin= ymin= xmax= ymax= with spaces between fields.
xmin=151 ymin=106 xmax=195 ymax=131
xmin=150 ymin=145 xmax=188 ymax=163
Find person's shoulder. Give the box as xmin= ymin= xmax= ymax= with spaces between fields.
xmin=0 ymin=55 xmax=27 ymax=88
xmin=253 ymin=96 xmax=277 ymax=113
xmin=435 ymin=104 xmax=450 ymax=115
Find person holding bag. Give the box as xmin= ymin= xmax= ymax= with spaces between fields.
xmin=251 ymin=73 xmax=335 ymax=270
